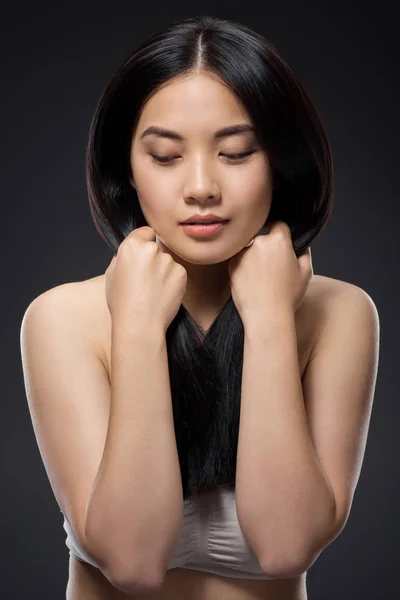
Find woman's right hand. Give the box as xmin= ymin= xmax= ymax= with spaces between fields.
xmin=104 ymin=226 xmax=188 ymax=334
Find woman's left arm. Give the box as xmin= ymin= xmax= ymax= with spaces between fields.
xmin=235 ymin=284 xmax=380 ymax=578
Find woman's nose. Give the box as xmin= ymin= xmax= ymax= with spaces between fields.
xmin=182 ymin=156 xmax=220 ymax=201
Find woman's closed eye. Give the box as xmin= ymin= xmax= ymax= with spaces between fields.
xmin=149 ymin=151 xmax=255 ymax=165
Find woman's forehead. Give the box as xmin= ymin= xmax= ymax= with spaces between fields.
xmin=136 ymin=74 xmax=247 ymax=127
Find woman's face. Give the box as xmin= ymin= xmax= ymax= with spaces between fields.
xmin=129 ymin=72 xmax=274 ymax=265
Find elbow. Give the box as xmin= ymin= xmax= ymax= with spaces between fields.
xmin=259 ymin=544 xmax=315 ymax=580
xmin=84 ymin=524 xmax=167 ymax=594
xmin=258 ymin=509 xmax=343 ymax=579
xmin=110 ymin=579 xmax=163 ymax=596
xmin=110 ymin=575 xmax=165 ymax=596
xmin=260 ymin=523 xmax=347 ymax=579
xmin=107 ymin=558 xmax=166 ymax=595
xmin=259 ymin=531 xmax=344 ymax=579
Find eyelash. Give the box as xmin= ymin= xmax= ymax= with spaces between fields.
xmin=150 ymin=151 xmax=254 ymax=165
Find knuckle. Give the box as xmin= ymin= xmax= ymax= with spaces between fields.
xmin=117 ymin=239 xmax=131 ymax=254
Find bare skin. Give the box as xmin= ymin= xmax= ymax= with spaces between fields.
xmin=65 ymin=271 xmax=339 ymax=600
xmin=128 ymin=71 xmax=276 ymax=320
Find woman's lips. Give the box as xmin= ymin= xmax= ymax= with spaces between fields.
xmin=180 ymin=221 xmax=229 ymax=237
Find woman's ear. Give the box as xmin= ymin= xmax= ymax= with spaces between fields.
xmin=129 ymin=175 xmax=136 ymax=190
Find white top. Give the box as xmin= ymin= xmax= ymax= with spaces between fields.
xmin=62 ymin=483 xmax=274 ymax=580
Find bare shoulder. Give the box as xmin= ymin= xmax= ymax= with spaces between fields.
xmin=307 ymin=273 xmax=378 ymax=314
xmin=303 ymin=274 xmax=379 ymax=351
xmin=25 ymin=274 xmax=110 ymax=366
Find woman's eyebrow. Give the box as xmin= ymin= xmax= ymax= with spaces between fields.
xmin=140 ymin=123 xmax=255 ymax=141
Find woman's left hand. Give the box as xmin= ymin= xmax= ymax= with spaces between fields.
xmin=228 ymin=220 xmax=313 ymax=327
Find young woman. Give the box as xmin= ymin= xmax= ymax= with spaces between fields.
xmin=20 ymin=14 xmax=380 ymax=600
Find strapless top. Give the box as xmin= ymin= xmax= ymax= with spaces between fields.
xmin=62 ymin=483 xmax=273 ymax=579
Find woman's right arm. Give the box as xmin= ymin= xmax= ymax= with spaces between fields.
xmin=85 ymin=319 xmax=183 ymax=591
xmin=20 ymin=285 xmax=183 ymax=596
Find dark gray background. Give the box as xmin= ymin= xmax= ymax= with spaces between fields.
xmin=2 ymin=0 xmax=397 ymax=598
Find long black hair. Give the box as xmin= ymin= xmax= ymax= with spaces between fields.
xmin=86 ymin=15 xmax=334 ymax=501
